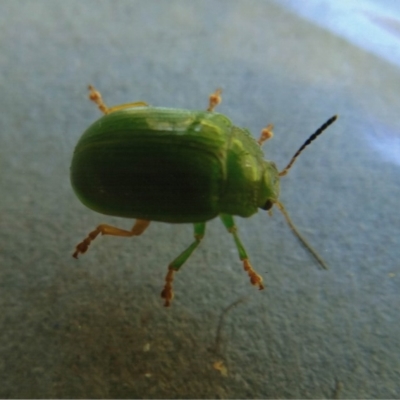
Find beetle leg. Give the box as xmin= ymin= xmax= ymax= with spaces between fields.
xmin=219 ymin=214 xmax=264 ymax=290
xmin=161 ymin=223 xmax=206 ymax=306
xmin=108 ymin=101 xmax=149 ymax=113
xmin=88 ymin=85 xmax=149 ymax=114
xmin=88 ymin=85 xmax=110 ymax=114
xmin=207 ymin=88 xmax=222 ymax=112
xmin=73 ymin=219 xmax=150 ymax=258
xmin=257 ymin=124 xmax=274 ymax=146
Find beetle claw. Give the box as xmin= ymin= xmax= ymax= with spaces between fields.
xmin=73 ymin=228 xmax=101 ymax=259
xmin=243 ymin=259 xmax=264 ymax=290
xmin=73 ymin=239 xmax=90 ymax=258
xmin=161 ymin=288 xmax=174 ymax=307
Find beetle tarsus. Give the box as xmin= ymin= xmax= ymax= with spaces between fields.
xmin=161 ymin=267 xmax=175 ymax=306
xmin=207 ymin=88 xmax=222 ymax=112
xmin=88 ymin=85 xmax=110 ymax=114
xmin=73 ymin=227 xmax=102 ymax=258
xmin=243 ymin=259 xmax=264 ymax=290
xmin=257 ymin=124 xmax=274 ymax=146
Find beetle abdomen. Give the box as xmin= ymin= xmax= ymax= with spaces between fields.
xmin=71 ymin=108 xmax=231 ymax=223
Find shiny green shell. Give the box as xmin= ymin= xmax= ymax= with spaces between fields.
xmin=70 ymin=107 xmax=280 ymax=223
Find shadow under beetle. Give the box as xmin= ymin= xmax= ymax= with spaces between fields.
xmin=71 ymin=86 xmax=337 ymax=306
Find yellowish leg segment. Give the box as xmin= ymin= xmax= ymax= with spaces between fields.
xmin=88 ymin=85 xmax=149 ymax=115
xmin=161 ymin=223 xmax=206 ymax=306
xmin=257 ymin=124 xmax=274 ymax=146
xmin=73 ymin=219 xmax=150 ymax=259
xmin=207 ymin=88 xmax=222 ymax=112
xmin=219 ymin=214 xmax=264 ymax=290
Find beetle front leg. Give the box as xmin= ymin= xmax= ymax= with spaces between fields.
xmin=73 ymin=219 xmax=150 ymax=258
xmin=161 ymin=223 xmax=206 ymax=307
xmin=219 ymin=214 xmax=264 ymax=290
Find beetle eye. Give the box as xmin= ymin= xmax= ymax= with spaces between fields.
xmin=261 ymin=200 xmax=274 ymax=210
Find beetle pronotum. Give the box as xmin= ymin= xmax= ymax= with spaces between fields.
xmin=71 ymin=86 xmax=337 ymax=306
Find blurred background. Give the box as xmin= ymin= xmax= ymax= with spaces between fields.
xmin=1 ymin=0 xmax=399 ymax=397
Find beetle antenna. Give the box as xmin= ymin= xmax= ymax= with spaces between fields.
xmin=279 ymin=115 xmax=338 ymax=177
xmin=275 ymin=201 xmax=328 ymax=270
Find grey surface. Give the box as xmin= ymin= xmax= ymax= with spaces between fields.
xmin=1 ymin=1 xmax=399 ymax=398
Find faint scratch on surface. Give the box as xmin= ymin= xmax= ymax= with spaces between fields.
xmin=213 ymin=297 xmax=247 ymax=355
xmin=332 ymin=378 xmax=343 ymax=399
xmin=143 ymin=342 xmax=151 ymax=352
xmin=213 ymin=360 xmax=228 ymax=377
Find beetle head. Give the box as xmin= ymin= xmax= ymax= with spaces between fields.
xmin=259 ymin=161 xmax=280 ymax=211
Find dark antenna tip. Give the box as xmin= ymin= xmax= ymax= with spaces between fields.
xmin=279 ymin=115 xmax=338 ymax=177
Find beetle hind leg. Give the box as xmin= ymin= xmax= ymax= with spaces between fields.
xmin=161 ymin=223 xmax=206 ymax=306
xmin=73 ymin=219 xmax=150 ymax=258
xmin=219 ymin=214 xmax=264 ymax=290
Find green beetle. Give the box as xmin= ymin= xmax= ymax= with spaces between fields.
xmin=71 ymin=85 xmax=337 ymax=306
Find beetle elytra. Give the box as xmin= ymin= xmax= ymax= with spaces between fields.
xmin=71 ymin=85 xmax=337 ymax=306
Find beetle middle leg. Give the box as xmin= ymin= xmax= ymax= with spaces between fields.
xmin=73 ymin=219 xmax=150 ymax=258
xmin=207 ymin=88 xmax=222 ymax=112
xmin=257 ymin=124 xmax=274 ymax=146
xmin=219 ymin=214 xmax=264 ymax=290
xmin=161 ymin=222 xmax=206 ymax=307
